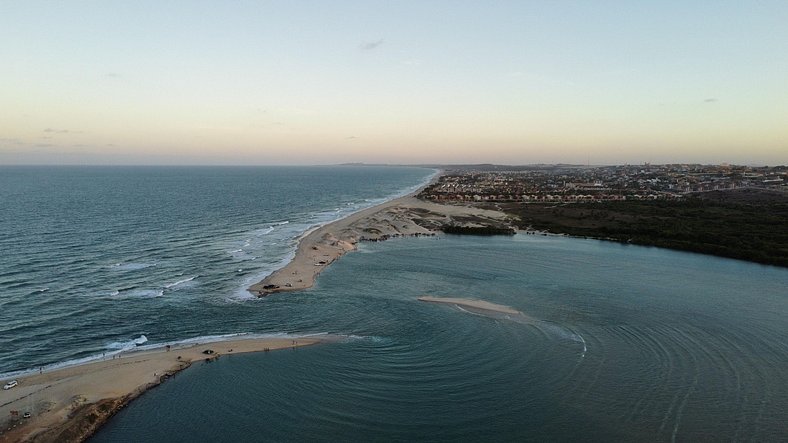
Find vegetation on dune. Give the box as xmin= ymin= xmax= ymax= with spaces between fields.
xmin=442 ymin=225 xmax=516 ymax=236
xmin=495 ymin=189 xmax=788 ymax=267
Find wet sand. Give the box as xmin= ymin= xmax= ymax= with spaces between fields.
xmin=0 ymin=336 xmax=324 ymax=443
xmin=418 ymin=296 xmax=523 ymax=315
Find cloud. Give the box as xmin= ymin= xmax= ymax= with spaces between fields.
xmin=704 ymin=98 xmax=718 ymax=103
xmin=105 ymin=72 xmax=121 ymax=78
xmin=43 ymin=128 xmax=82 ymax=134
xmin=360 ymin=39 xmax=384 ymax=50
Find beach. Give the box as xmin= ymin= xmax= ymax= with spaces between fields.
xmin=249 ymin=194 xmax=513 ymax=296
xmin=0 ymin=336 xmax=323 ymax=443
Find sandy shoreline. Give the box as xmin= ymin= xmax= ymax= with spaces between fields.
xmin=249 ymin=181 xmax=513 ymax=296
xmin=0 ymin=336 xmax=325 ymax=443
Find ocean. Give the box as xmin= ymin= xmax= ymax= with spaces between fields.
xmin=0 ymin=165 xmax=434 ymax=372
xmin=1 ymin=166 xmax=786 ymax=441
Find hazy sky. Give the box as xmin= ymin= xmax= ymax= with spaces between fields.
xmin=2 ymin=1 xmax=787 ymax=165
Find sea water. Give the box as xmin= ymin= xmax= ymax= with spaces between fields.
xmin=0 ymin=165 xmax=433 ymax=374
xmin=1 ymin=166 xmax=787 ymax=441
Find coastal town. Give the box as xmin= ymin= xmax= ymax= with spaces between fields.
xmin=412 ymin=163 xmax=788 ymax=268
xmin=419 ymin=164 xmax=788 ymax=203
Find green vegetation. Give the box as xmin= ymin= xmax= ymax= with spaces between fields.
xmin=496 ymin=189 xmax=788 ymax=267
xmin=442 ymin=225 xmax=516 ymax=236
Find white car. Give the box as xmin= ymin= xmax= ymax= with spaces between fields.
xmin=3 ymin=380 xmax=18 ymax=390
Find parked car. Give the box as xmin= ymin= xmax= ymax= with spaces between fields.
xmin=3 ymin=380 xmax=18 ymax=390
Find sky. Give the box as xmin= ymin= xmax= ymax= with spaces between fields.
xmin=1 ymin=1 xmax=787 ymax=166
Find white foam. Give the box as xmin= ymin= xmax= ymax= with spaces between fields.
xmin=578 ymin=333 xmax=587 ymax=358
xmin=229 ymin=246 xmax=297 ymax=301
xmin=227 ymin=289 xmax=257 ymax=302
xmin=255 ymin=226 xmax=275 ymax=236
xmin=229 ymin=168 xmax=438 ymax=301
xmin=106 ymin=334 xmax=149 ymax=350
xmin=164 ymin=276 xmax=197 ymax=289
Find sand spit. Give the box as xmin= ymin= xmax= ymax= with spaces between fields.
xmin=0 ymin=336 xmax=324 ymax=443
xmin=249 ymin=197 xmax=512 ymax=296
xmin=417 ymin=296 xmax=523 ymax=315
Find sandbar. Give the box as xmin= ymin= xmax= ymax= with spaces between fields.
xmin=418 ymin=296 xmax=523 ymax=315
xmin=249 ymin=183 xmax=512 ymax=296
xmin=0 ymin=336 xmax=324 ymax=443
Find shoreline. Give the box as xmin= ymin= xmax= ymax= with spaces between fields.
xmin=247 ymin=169 xmax=442 ymax=295
xmin=0 ymin=335 xmax=327 ymax=443
xmin=249 ymin=178 xmax=514 ymax=296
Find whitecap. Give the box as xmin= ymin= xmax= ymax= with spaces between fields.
xmin=255 ymin=226 xmax=275 ymax=236
xmin=107 ymin=334 xmax=149 ymax=350
xmin=164 ymin=276 xmax=197 ymax=289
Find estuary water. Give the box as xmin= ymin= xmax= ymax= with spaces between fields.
xmin=91 ymin=235 xmax=787 ymax=442
xmin=1 ymin=166 xmax=786 ymax=441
